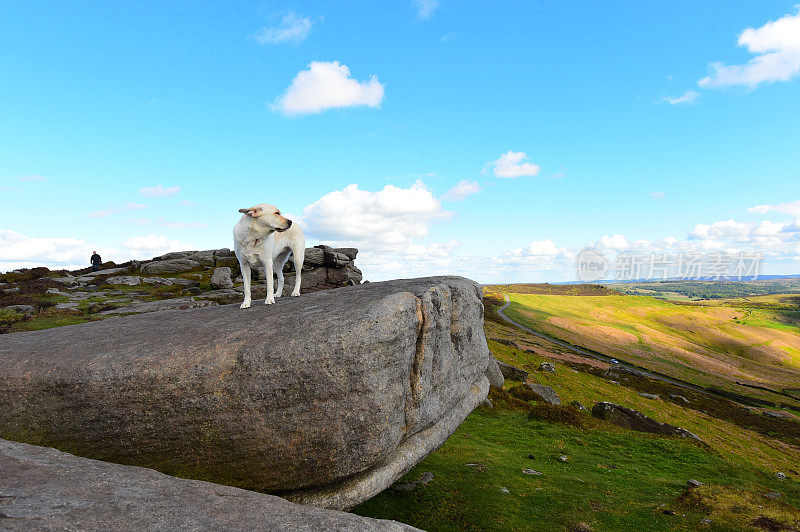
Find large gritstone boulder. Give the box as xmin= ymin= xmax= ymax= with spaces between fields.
xmin=0 ymin=438 xmax=418 ymax=531
xmin=0 ymin=276 xmax=492 ymax=510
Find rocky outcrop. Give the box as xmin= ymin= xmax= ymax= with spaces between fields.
xmin=524 ymin=383 xmax=561 ymax=405
xmin=495 ymin=359 xmax=528 ymax=381
xmin=591 ymin=402 xmax=701 ymax=441
xmin=0 ymin=438 xmax=418 ymax=531
xmin=210 ymin=266 xmax=233 ymax=289
xmin=0 ymin=276 xmax=492 ymax=510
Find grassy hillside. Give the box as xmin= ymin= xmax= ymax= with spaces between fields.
xmin=490 ymin=285 xmax=800 ymax=411
xmin=355 ymin=290 xmax=800 ymax=531
xmin=605 ymin=278 xmax=800 ymax=301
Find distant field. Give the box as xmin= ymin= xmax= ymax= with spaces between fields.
xmin=488 ymin=284 xmax=800 ymax=409
xmin=606 ymin=277 xmax=800 ymax=301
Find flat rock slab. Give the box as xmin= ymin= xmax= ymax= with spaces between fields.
xmin=591 ymin=402 xmax=701 ymax=441
xmin=97 ymin=297 xmax=218 ymax=315
xmin=0 ymin=438 xmax=417 ymax=532
xmin=0 ymin=276 xmax=492 ymax=510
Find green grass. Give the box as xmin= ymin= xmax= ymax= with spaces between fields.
xmin=355 ymin=406 xmax=799 ymax=531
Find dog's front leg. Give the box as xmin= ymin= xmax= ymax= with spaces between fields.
xmin=264 ymin=258 xmax=275 ymax=305
xmin=240 ymin=263 xmax=252 ymax=309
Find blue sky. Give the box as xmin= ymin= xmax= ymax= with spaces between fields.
xmin=2 ymin=1 xmax=799 ymax=282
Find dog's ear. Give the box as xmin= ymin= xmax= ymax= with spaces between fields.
xmin=239 ymin=207 xmax=263 ymax=217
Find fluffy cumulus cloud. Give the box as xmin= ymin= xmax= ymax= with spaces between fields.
xmin=301 ymin=180 xmax=450 ymax=248
xmin=699 ymin=8 xmax=800 ymax=88
xmin=658 ymin=90 xmax=698 ymax=105
xmin=442 ymin=179 xmax=481 ymax=201
xmin=413 ymin=0 xmax=439 ymax=20
xmin=273 ymin=61 xmax=384 ymax=115
xmin=749 ymin=199 xmax=800 ymax=216
xmin=255 ymin=12 xmax=313 ymax=44
xmin=140 ymin=184 xmax=180 ymax=198
xmin=0 ymin=230 xmax=194 ymax=272
xmin=689 ymin=219 xmax=752 ymax=242
xmin=486 ymin=151 xmax=541 ymax=178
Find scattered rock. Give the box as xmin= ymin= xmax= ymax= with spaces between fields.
xmin=392 ymin=472 xmax=435 ymax=492
xmin=3 ymin=305 xmax=34 ymax=315
xmin=140 ymin=259 xmax=201 ymax=276
xmin=670 ymin=394 xmax=690 ymax=404
xmin=495 ymin=359 xmax=529 ymax=381
xmin=522 ymin=468 xmax=542 ymax=476
xmin=45 ymin=287 xmax=69 ymax=295
xmin=523 ymin=383 xmax=561 ymax=405
xmin=638 ymin=393 xmax=660 ymax=400
xmin=500 ymin=487 xmax=510 ymax=493
xmin=763 ymin=411 xmax=791 ymax=419
xmin=687 ymin=479 xmax=704 ymax=488
xmin=2 ymin=287 xmax=20 ymax=294
xmin=189 ymin=250 xmax=216 ymax=267
xmin=0 ymin=439 xmax=418 ymax=532
xmin=538 ymin=362 xmax=556 ymax=373
xmin=764 ymin=491 xmax=783 ymax=499
xmin=591 ymin=402 xmax=702 ymax=441
xmin=210 ymin=267 xmax=234 ymax=289
xmin=0 ymin=276 xmax=492 ymax=511
xmin=141 ymin=276 xmax=174 ymax=286
xmin=556 ymin=455 xmax=568 ymax=462
xmin=776 ymin=472 xmax=787 ymax=480
xmin=700 ymin=518 xmax=713 ymax=526
xmin=107 ymin=276 xmax=142 ymax=286
xmin=54 ymin=302 xmax=79 ymax=310
xmin=570 ymin=401 xmax=588 ymax=411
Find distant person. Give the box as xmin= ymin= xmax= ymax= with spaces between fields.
xmin=90 ymin=251 xmax=102 ymax=272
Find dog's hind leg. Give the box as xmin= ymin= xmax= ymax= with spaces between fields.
xmin=290 ymin=245 xmax=304 ymax=297
xmin=272 ymin=249 xmax=291 ymax=298
xmin=239 ymin=263 xmax=252 ymax=309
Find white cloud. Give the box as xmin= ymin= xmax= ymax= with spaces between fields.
xmin=272 ymin=61 xmax=384 ymax=115
xmin=90 ymin=202 xmax=147 ymax=218
xmin=649 ymin=192 xmax=665 ymax=199
xmin=486 ymin=151 xmax=541 ymax=178
xmin=658 ymin=90 xmax=698 ymax=105
xmin=301 ymin=180 xmax=449 ymax=248
xmin=255 ymin=12 xmax=313 ymax=44
xmin=699 ymin=8 xmax=800 ymax=88
xmin=140 ymin=184 xmax=181 ymax=197
xmin=597 ymin=234 xmax=630 ymax=251
xmin=690 ymin=219 xmax=752 ymax=241
xmin=749 ymin=199 xmax=800 ymax=216
xmin=442 ymin=179 xmax=481 ymax=201
xmin=19 ymin=174 xmax=48 ymax=182
xmin=413 ymin=0 xmax=439 ymax=20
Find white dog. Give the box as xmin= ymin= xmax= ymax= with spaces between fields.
xmin=233 ymin=204 xmax=305 ymax=308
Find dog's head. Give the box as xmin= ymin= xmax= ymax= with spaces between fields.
xmin=238 ymin=204 xmax=292 ymax=232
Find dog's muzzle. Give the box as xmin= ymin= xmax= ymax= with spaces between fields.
xmin=276 ymin=220 xmax=292 ymax=232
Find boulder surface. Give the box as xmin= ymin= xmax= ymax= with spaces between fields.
xmin=0 ymin=276 xmax=492 ymax=510
xmin=0 ymin=438 xmax=418 ymax=531
xmin=591 ymin=402 xmax=701 ymax=440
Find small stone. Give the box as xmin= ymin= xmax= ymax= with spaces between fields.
xmin=638 ymin=393 xmax=660 ymax=400
xmin=211 ymin=267 xmax=233 ymax=289
xmin=556 ymin=455 xmax=568 ymax=462
xmin=528 ymin=454 xmax=535 ymax=460
xmin=538 ymin=362 xmax=556 ymax=373
xmin=776 ymin=472 xmax=786 ymax=480
xmin=107 ymin=276 xmax=142 ymax=286
xmin=687 ymin=479 xmax=703 ymax=488
xmin=700 ymin=518 xmax=712 ymax=526
xmin=670 ymin=394 xmax=690 ymax=404
xmin=764 ymin=491 xmax=783 ymax=499
xmin=662 ymin=509 xmax=676 ymax=516
xmin=480 ymin=398 xmax=494 ymax=409
xmin=570 ymin=401 xmax=587 ymax=411
xmin=3 ymin=304 xmax=35 ymax=315
xmin=500 ymin=487 xmax=510 ymax=493
xmin=522 ymin=468 xmax=542 ymax=476
xmin=2 ymin=287 xmax=20 ymax=293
